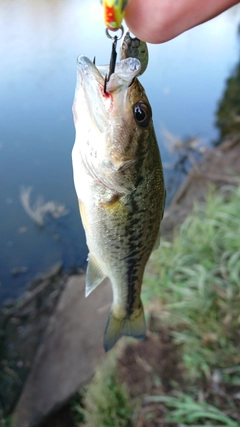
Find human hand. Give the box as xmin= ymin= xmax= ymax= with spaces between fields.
xmin=125 ymin=0 xmax=239 ymax=43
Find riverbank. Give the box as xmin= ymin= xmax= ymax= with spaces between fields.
xmin=80 ymin=177 xmax=240 ymax=427
xmin=1 ymin=135 xmax=240 ymax=427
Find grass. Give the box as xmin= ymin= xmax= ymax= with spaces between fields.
xmin=74 ymin=354 xmax=132 ymax=427
xmin=144 ymin=183 xmax=240 ymax=379
xmin=145 ymin=393 xmax=239 ymax=426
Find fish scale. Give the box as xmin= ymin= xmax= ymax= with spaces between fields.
xmin=72 ymin=34 xmax=165 ymax=351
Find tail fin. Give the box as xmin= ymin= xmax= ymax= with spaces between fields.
xmin=104 ymin=303 xmax=146 ymax=352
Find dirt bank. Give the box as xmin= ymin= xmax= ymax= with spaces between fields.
xmin=162 ymin=136 xmax=240 ymax=237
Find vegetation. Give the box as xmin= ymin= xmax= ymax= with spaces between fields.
xmin=215 ymin=62 xmax=240 ymax=141
xmin=144 ymin=183 xmax=240 ymax=379
xmin=145 ymin=393 xmax=239 ymax=426
xmin=72 ymin=183 xmax=240 ymax=426
xmin=74 ymin=354 xmax=132 ymax=427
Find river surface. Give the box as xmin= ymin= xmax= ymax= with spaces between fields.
xmin=0 ymin=0 xmax=239 ymax=304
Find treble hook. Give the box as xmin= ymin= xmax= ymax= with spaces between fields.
xmin=104 ymin=25 xmax=124 ymax=94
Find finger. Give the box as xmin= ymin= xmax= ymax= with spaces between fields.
xmin=125 ymin=0 xmax=239 ymax=43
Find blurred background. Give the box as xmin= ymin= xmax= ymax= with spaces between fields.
xmin=0 ymin=0 xmax=239 ymax=304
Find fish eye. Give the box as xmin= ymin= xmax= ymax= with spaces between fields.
xmin=133 ymin=101 xmax=152 ymax=127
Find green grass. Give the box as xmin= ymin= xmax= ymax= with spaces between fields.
xmin=74 ymin=354 xmax=132 ymax=427
xmin=145 ymin=393 xmax=239 ymax=426
xmin=144 ymin=183 xmax=240 ymax=379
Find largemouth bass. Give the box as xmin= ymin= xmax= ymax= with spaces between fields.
xmin=72 ymin=34 xmax=165 ymax=351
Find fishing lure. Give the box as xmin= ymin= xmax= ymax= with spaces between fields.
xmin=102 ymin=0 xmax=128 ymax=31
xmin=102 ymin=0 xmax=127 ymax=90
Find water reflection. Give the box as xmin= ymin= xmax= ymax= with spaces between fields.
xmin=0 ymin=0 xmax=239 ymax=304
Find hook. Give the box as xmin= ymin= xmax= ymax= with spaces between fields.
xmin=103 ymin=25 xmax=124 ymax=94
xmin=104 ymin=35 xmax=118 ymax=93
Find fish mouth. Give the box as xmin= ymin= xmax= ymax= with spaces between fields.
xmin=74 ymin=55 xmax=141 ymax=132
xmin=77 ymin=54 xmax=141 ymax=92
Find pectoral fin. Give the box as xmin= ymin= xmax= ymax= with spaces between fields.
xmin=79 ymin=200 xmax=88 ymax=231
xmin=153 ymin=228 xmax=160 ymax=250
xmin=85 ymin=253 xmax=107 ymax=297
xmin=104 ymin=302 xmax=146 ymax=352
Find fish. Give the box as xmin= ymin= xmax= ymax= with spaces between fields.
xmin=72 ymin=32 xmax=165 ymax=351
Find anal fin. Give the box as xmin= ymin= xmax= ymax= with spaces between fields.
xmin=86 ymin=253 xmax=106 ymax=297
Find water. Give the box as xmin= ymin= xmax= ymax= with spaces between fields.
xmin=0 ymin=0 xmax=239 ymax=304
